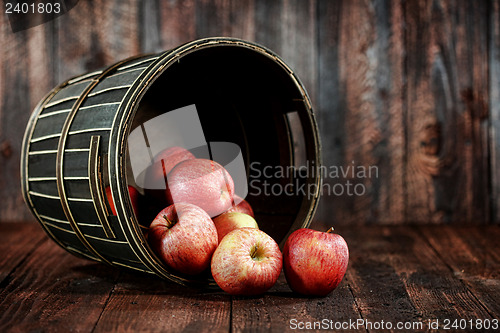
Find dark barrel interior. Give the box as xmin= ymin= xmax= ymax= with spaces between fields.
xmin=128 ymin=44 xmax=319 ymax=245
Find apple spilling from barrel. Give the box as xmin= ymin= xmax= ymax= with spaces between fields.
xmin=143 ymin=146 xmax=196 ymax=207
xmin=148 ymin=202 xmax=218 ymax=275
xmin=211 ymin=228 xmax=282 ymax=295
xmin=226 ymin=194 xmax=254 ymax=217
xmin=166 ymin=158 xmax=235 ymax=218
xmin=106 ymin=185 xmax=140 ymax=216
xmin=283 ymin=228 xmax=349 ymax=296
xmin=213 ymin=211 xmax=259 ymax=244
xmin=111 ymin=145 xmax=349 ymax=296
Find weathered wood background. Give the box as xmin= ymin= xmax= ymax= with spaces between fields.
xmin=0 ymin=0 xmax=498 ymax=225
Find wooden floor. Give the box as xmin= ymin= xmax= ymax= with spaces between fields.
xmin=1 ymin=222 xmax=499 ymax=332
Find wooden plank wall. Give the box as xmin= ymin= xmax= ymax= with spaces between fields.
xmin=0 ymin=0 xmax=497 ymax=225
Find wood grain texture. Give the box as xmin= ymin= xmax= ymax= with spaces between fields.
xmin=92 ymin=0 xmax=141 ymax=62
xmin=342 ymin=225 xmax=497 ymax=331
xmin=253 ymin=0 xmax=317 ymax=107
xmin=404 ymin=0 xmax=490 ymax=224
xmin=196 ymin=0 xmax=255 ymax=41
xmin=56 ymin=0 xmax=141 ymax=81
xmin=418 ymin=225 xmax=500 ymax=317
xmin=231 ymin=273 xmax=361 ymax=332
xmin=1 ymin=11 xmax=57 ymax=222
xmin=252 ymin=0 xmax=319 ymax=231
xmin=1 ymin=222 xmax=499 ymax=331
xmin=55 ymin=0 xmax=97 ymax=82
xmin=1 ymin=0 xmax=497 ymax=224
xmin=316 ymin=0 xmax=405 ymax=226
xmin=0 ymin=223 xmax=45 ymax=284
xmin=490 ymin=0 xmax=500 ymax=224
xmin=342 ymin=225 xmax=423 ymax=326
xmin=0 ymin=224 xmax=120 ymax=333
xmin=159 ymin=0 xmax=197 ymax=50
xmin=93 ymin=271 xmax=231 ymax=332
xmin=390 ymin=227 xmax=493 ymax=323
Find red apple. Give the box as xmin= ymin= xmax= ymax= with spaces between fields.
xmin=166 ymin=159 xmax=234 ymax=217
xmin=143 ymin=146 xmax=195 ymax=205
xmin=226 ymin=195 xmax=254 ymax=217
xmin=144 ymin=146 xmax=195 ymax=189
xmin=213 ymin=212 xmax=259 ymax=244
xmin=283 ymin=227 xmax=349 ymax=296
xmin=106 ymin=186 xmax=140 ymax=216
xmin=211 ymin=228 xmax=282 ymax=295
xmin=147 ymin=203 xmax=218 ymax=275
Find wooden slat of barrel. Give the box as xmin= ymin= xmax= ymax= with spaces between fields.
xmin=41 ymin=223 xmax=84 ymax=248
xmin=66 ymin=131 xmax=110 ymax=150
xmin=46 ymin=80 xmax=94 ymax=106
xmin=39 ymin=217 xmax=74 ymax=236
xmin=27 ymin=152 xmax=56 ymax=178
xmin=29 ymin=137 xmax=60 ymax=152
xmin=70 ymin=104 xmax=119 ymax=132
xmin=114 ymin=56 xmax=159 ymax=72
xmin=65 ymin=179 xmax=92 ymax=199
xmin=31 ymin=112 xmax=71 ymax=140
xmin=49 ymin=56 xmax=159 ymax=271
xmin=36 ymin=211 xmax=94 ymax=259
xmin=22 ymin=54 xmax=155 ymax=267
xmin=62 ymin=150 xmax=90 ymax=178
xmin=29 ymin=179 xmax=58 ymax=197
xmin=39 ymin=100 xmax=76 ymax=117
xmin=32 ymin=195 xmax=66 ymax=223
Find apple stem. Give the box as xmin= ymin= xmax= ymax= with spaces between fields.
xmin=250 ymin=245 xmax=258 ymax=259
xmin=163 ymin=215 xmax=176 ymax=229
xmin=326 ymin=227 xmax=335 ymax=233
